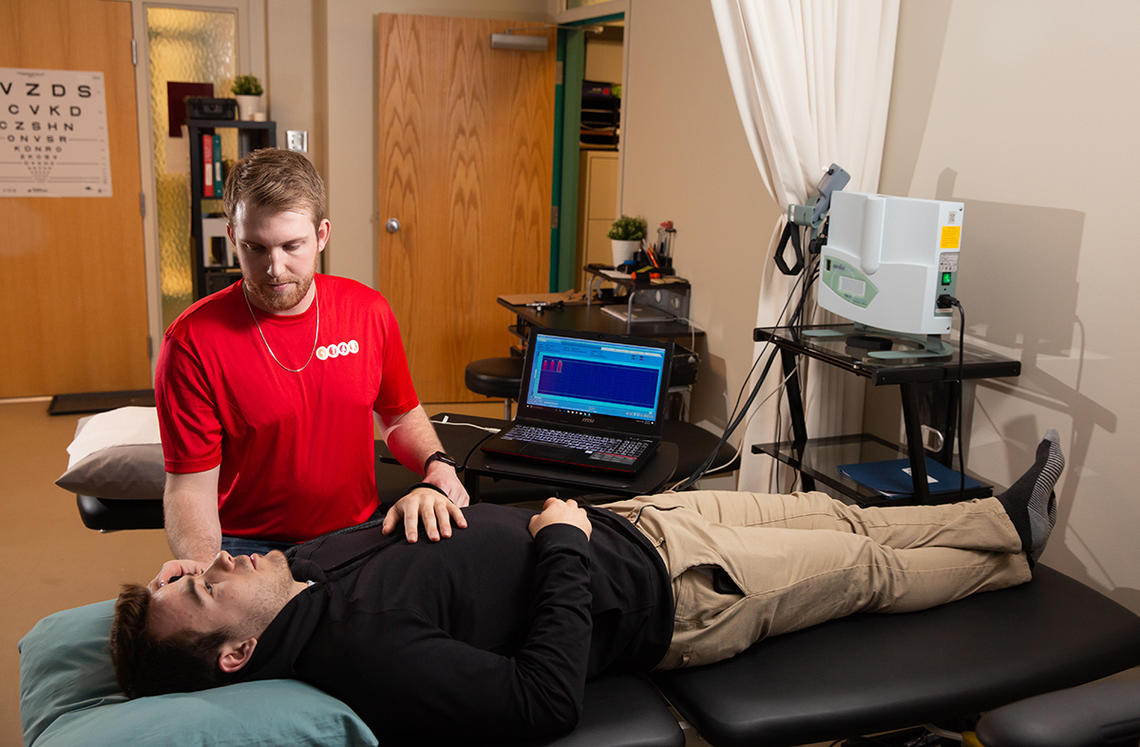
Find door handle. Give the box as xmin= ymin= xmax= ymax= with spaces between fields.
xmin=385 ymin=218 xmax=401 ymax=233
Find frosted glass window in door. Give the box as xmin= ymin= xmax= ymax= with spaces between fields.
xmin=146 ymin=7 xmax=237 ymax=329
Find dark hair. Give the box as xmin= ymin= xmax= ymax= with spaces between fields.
xmin=222 ymin=147 xmax=327 ymax=230
xmin=110 ymin=583 xmax=236 ymax=698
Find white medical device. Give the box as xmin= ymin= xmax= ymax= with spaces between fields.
xmin=819 ymin=191 xmax=964 ymax=339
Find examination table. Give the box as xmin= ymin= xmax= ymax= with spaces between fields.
xmin=22 ymin=556 xmax=1139 ymax=746
xmin=652 ymin=563 xmax=1140 ymax=745
xmin=33 ymin=409 xmax=1140 ymax=745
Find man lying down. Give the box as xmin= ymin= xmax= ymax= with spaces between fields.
xmin=111 ymin=432 xmax=1065 ymax=743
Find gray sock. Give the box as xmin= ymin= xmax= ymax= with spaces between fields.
xmin=1026 ymin=429 xmax=1064 ymax=560
xmin=996 ymin=429 xmax=1065 ymax=561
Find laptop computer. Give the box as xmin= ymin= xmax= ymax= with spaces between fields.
xmin=480 ymin=328 xmax=673 ymax=474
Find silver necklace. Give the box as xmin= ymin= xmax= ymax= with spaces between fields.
xmin=243 ymin=279 xmax=320 ymax=373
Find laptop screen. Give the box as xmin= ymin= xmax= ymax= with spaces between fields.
xmin=519 ymin=329 xmax=672 ymax=431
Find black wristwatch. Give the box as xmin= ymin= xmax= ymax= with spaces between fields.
xmin=423 ymin=450 xmax=457 ymax=473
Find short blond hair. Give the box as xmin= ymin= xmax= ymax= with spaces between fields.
xmin=222 ymin=148 xmax=327 ymax=229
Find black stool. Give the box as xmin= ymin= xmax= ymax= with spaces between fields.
xmin=464 ymin=356 xmax=523 ymax=418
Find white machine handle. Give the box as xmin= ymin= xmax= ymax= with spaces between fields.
xmin=861 ymin=195 xmax=885 ymax=275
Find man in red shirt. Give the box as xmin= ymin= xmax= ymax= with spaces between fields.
xmin=150 ymin=148 xmax=468 ymax=588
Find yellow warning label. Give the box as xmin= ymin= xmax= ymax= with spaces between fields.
xmin=941 ymin=225 xmax=961 ymax=249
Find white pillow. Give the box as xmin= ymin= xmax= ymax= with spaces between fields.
xmin=56 ymin=407 xmax=164 ymax=500
xmin=66 ymin=406 xmax=160 ymax=468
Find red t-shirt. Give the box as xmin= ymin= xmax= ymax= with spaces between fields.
xmin=155 ymin=275 xmax=419 ymax=542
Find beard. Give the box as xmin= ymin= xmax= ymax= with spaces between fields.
xmin=243 ymin=263 xmax=317 ymax=313
xmin=238 ymin=551 xmax=302 ymax=640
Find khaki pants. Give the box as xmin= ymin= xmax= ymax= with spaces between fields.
xmin=602 ymin=490 xmax=1030 ymax=669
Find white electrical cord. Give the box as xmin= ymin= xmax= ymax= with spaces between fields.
xmin=430 ymin=415 xmax=502 ymax=434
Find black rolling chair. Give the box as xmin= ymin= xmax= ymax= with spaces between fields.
xmin=464 ymin=356 xmax=523 ymax=419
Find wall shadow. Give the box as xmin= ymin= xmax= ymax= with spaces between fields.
xmin=690 ymin=341 xmax=729 ymax=431
xmin=935 ymin=170 xmax=1118 ymax=591
xmin=935 ymin=169 xmax=1083 ymax=355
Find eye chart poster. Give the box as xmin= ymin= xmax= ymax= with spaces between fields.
xmin=0 ymin=68 xmax=113 ymax=197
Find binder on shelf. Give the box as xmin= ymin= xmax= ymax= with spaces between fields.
xmin=837 ymin=458 xmax=981 ymax=499
xmin=202 ymin=134 xmax=214 ymax=197
xmin=188 ymin=120 xmax=276 ymax=302
xmin=212 ymin=134 xmax=223 ymax=196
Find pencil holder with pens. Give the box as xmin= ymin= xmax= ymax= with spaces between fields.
xmin=629 ymin=249 xmax=673 ymax=278
xmin=616 ymin=220 xmax=677 ymax=277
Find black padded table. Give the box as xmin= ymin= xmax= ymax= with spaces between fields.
xmin=651 ymin=565 xmax=1140 ymax=746
xmin=380 ymin=674 xmax=682 ymax=747
xmin=539 ymin=675 xmax=683 ymax=747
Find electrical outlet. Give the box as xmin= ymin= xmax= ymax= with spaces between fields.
xmin=286 ymin=130 xmax=308 ymax=153
xmin=921 ymin=424 xmax=945 ymax=453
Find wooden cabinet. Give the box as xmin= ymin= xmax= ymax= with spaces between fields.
xmin=576 ymin=149 xmax=619 ymax=288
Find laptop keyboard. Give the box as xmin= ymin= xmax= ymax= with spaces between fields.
xmin=503 ymin=424 xmax=652 ymax=463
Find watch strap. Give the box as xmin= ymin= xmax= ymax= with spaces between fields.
xmin=423 ymin=450 xmax=457 ymax=473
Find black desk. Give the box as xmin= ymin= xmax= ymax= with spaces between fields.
xmin=377 ymin=413 xmax=739 ymax=504
xmin=497 ymin=299 xmax=702 ymax=348
xmin=752 ymin=324 xmax=1021 ymax=505
xmin=465 ymin=442 xmax=678 ymax=501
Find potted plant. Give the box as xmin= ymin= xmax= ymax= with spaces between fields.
xmin=231 ymin=74 xmax=264 ymax=121
xmin=607 ymin=214 xmax=647 ymax=267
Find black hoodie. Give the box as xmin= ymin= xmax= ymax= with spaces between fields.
xmin=234 ymin=502 xmax=672 ymax=743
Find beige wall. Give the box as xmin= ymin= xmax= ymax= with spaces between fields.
xmin=621 ymin=0 xmax=781 ymax=434
xmin=877 ymin=0 xmax=1140 ymax=613
xmin=265 ymin=0 xmax=317 ymax=156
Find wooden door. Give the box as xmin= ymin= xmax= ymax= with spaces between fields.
xmin=376 ymin=14 xmax=554 ymax=402
xmin=0 ymin=0 xmax=149 ymax=397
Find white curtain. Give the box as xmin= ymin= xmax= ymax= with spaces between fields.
xmin=710 ymin=0 xmax=900 ymax=490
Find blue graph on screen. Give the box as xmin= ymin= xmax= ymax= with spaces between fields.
xmin=527 ymin=335 xmax=665 ymax=421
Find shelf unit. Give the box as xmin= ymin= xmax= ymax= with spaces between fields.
xmin=580 ymin=79 xmax=620 ymax=148
xmin=186 ymin=119 xmax=276 ymax=300
xmin=751 ymin=324 xmax=1022 ymax=505
xmin=752 ymin=433 xmax=994 ymax=508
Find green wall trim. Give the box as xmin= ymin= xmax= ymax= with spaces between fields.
xmin=556 ymin=30 xmax=586 ymax=291
xmin=549 ymin=30 xmax=568 ymax=291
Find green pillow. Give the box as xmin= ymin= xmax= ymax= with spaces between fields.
xmin=19 ymin=600 xmax=377 ymax=746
